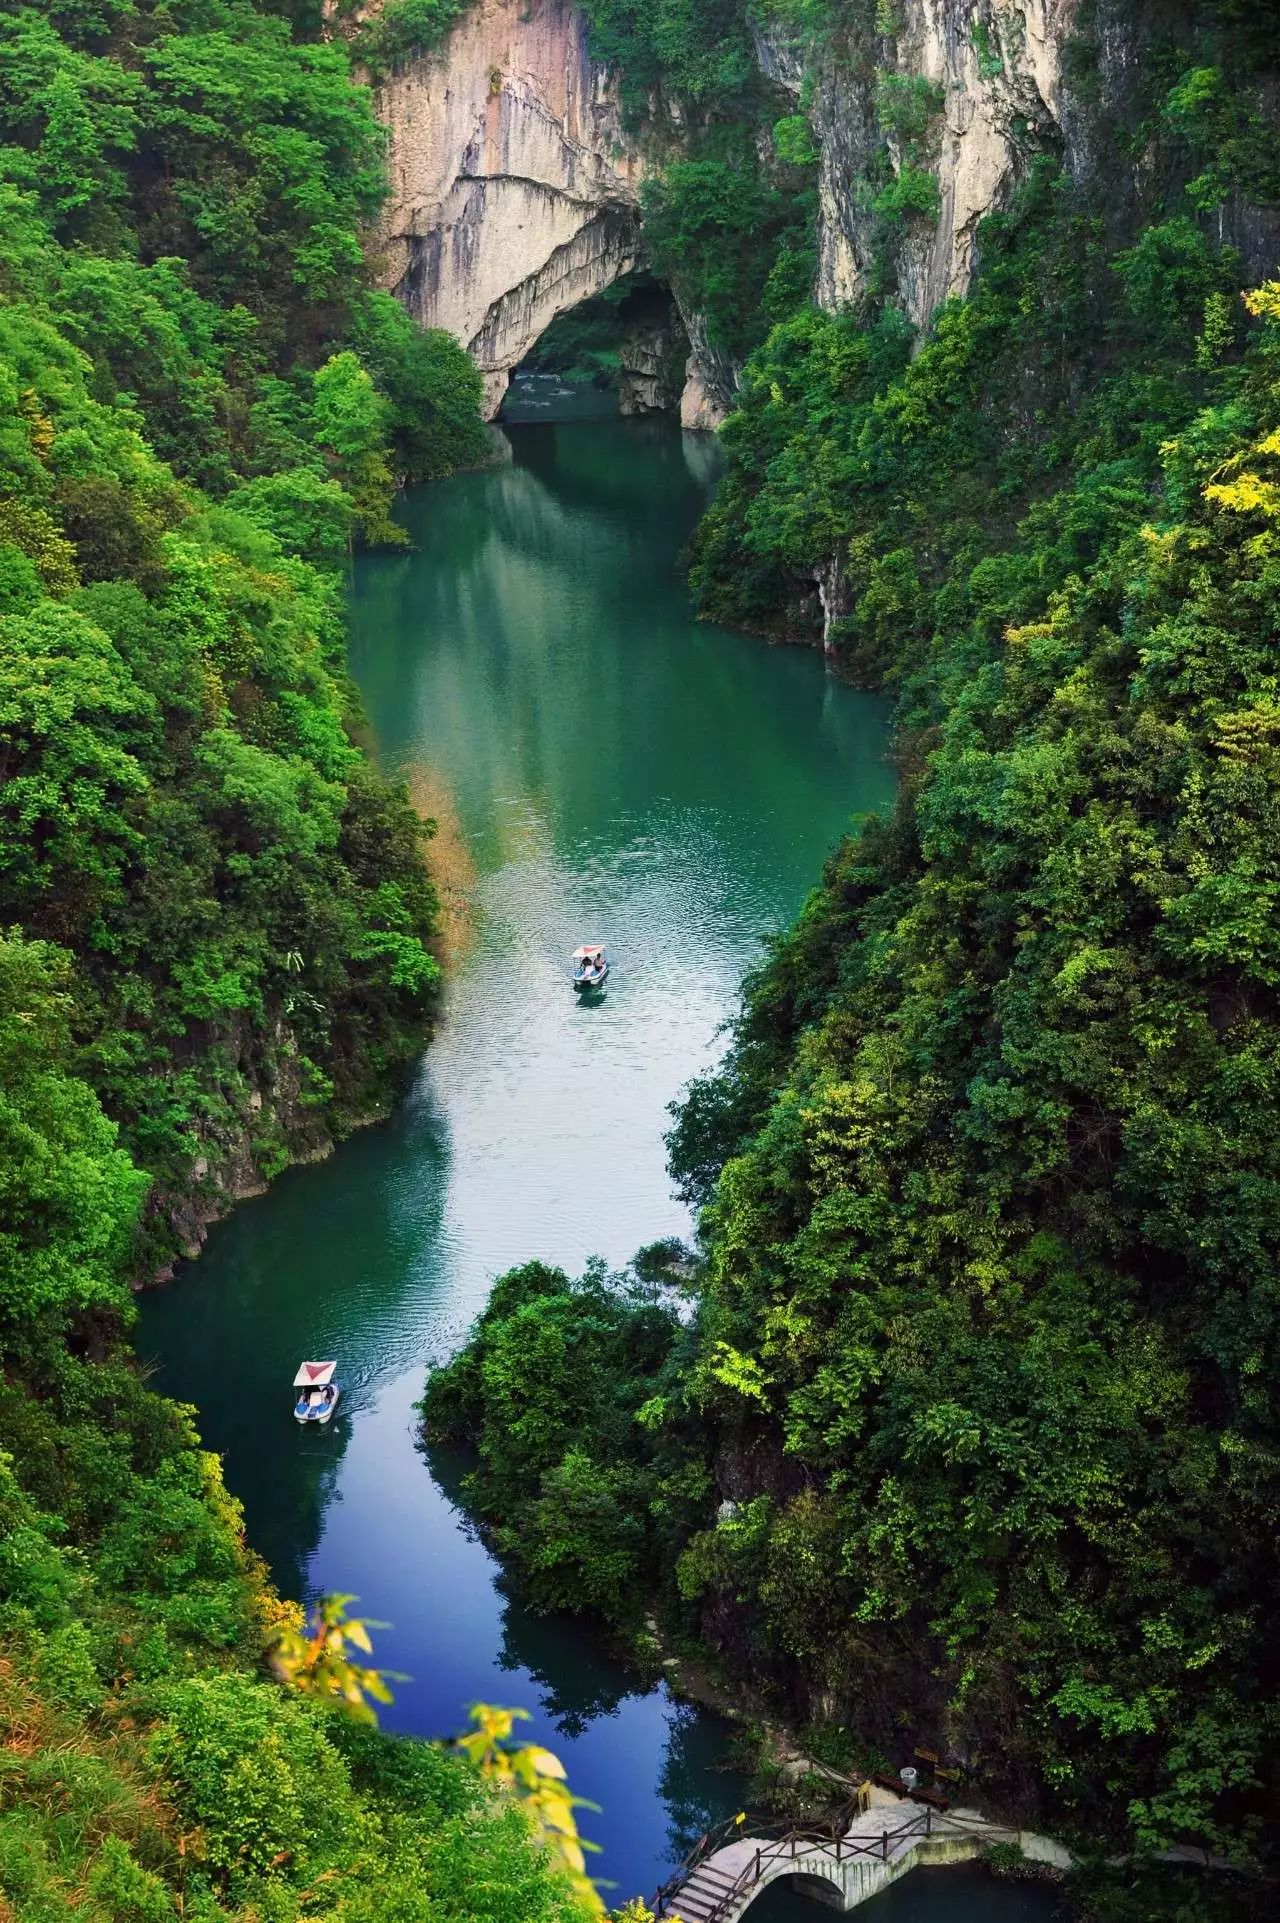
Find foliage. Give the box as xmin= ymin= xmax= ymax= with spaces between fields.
xmin=349 ymin=291 xmax=489 ymax=479
xmin=270 ymin=1591 xmax=398 ymax=1722
xmin=1068 ymin=1861 xmax=1260 ymax=1923
xmin=422 ymin=1261 xmax=692 ymax=1623
xmin=873 ymin=71 xmax=944 ymax=146
xmin=440 ymin=2 xmax=1280 ymax=1886
xmin=870 ymin=163 xmax=940 ymax=224
xmin=0 ymin=0 xmax=485 ymax=1284
xmin=641 ymin=141 xmax=814 ymax=360
xmin=0 ymin=5 xmax=598 ymax=1921
xmin=577 ymin=4 xmax=816 ymax=358
xmin=458 ymin=1702 xmax=605 ymax=1912
xmin=0 ymin=1356 xmax=601 ymax=1917
xmin=676 ymin=247 xmax=1280 ymax=1862
xmin=0 ymin=931 xmax=144 ymax=1335
xmin=578 ymin=0 xmax=760 ymax=115
xmin=350 ymin=0 xmax=472 ymax=83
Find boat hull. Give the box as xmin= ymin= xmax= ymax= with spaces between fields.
xmin=294 ymin=1389 xmax=341 ymax=1425
xmin=573 ymin=966 xmax=608 ymax=991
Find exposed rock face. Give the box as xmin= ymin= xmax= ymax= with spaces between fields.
xmin=142 ymin=1013 xmax=344 ymax=1282
xmin=841 ymin=0 xmax=1075 ymax=327
xmin=370 ymin=0 xmax=1107 ymax=439
xmin=679 ymin=310 xmax=738 ymax=430
xmin=747 ymin=1 xmax=1082 ymax=646
xmin=617 ymin=304 xmax=689 ymax=416
xmin=373 ymin=0 xmax=735 ymax=424
xmin=761 ymin=1 xmax=1077 ymax=332
xmin=376 ymin=0 xmax=646 ymax=418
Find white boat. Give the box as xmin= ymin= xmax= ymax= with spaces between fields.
xmin=571 ymin=942 xmax=608 ymax=990
xmin=293 ymin=1360 xmax=340 ymax=1425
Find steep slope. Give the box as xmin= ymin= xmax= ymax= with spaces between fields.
xmin=0 ymin=7 xmax=596 ymax=1917
xmin=374 ymin=0 xmax=647 ymax=417
xmin=422 ymin=0 xmax=1280 ymax=1886
xmin=366 ymin=0 xmax=811 ymax=422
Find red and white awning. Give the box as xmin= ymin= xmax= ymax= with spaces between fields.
xmin=293 ymin=1360 xmax=336 ymax=1388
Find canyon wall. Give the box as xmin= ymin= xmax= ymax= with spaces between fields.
xmin=755 ymin=0 xmax=1078 ymax=332
xmin=373 ymin=0 xmax=743 ymax=422
xmin=376 ymin=1 xmax=1277 ymax=444
xmin=375 ymin=0 xmax=644 ymax=418
xmin=372 ymin=1 xmax=1084 ymax=428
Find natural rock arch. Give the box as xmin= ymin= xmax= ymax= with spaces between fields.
xmin=375 ymin=0 xmax=646 ymax=419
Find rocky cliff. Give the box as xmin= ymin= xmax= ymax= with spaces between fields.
xmin=375 ymin=2 xmax=1271 ymax=446
xmin=370 ymin=1 xmax=1089 ymax=429
xmin=754 ymin=1 xmax=1077 ymax=333
xmin=371 ymin=0 xmax=748 ymax=422
xmin=376 ymin=0 xmax=645 ymax=418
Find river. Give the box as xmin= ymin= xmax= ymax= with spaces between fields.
xmin=137 ymin=413 xmax=1063 ymax=1921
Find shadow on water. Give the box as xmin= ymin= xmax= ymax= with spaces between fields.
xmin=424 ymin=1441 xmax=643 ymax=1741
xmin=139 ymin=1082 xmax=455 ymax=1598
xmin=133 ymin=419 xmax=1052 ymax=1909
xmin=748 ymin=1865 xmax=1070 ymax=1923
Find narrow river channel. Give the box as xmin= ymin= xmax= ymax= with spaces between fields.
xmin=137 ymin=414 xmax=1063 ymax=1920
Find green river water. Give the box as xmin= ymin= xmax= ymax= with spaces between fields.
xmin=137 ymin=412 xmax=1064 ymax=1920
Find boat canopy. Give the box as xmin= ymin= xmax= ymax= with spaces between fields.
xmin=293 ymin=1360 xmax=336 ymax=1388
xmin=572 ymin=944 xmax=604 ymax=960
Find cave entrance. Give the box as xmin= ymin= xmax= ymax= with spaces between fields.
xmin=499 ymin=273 xmax=688 ymax=425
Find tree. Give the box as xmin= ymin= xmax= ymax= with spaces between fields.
xmin=0 ymin=929 xmax=143 ymax=1334
xmin=311 ymin=350 xmax=402 ymax=546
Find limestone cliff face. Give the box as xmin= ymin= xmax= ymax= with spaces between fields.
xmin=370 ymin=1 xmax=1093 ymax=433
xmin=617 ymin=304 xmax=688 ymax=416
xmin=376 ymin=0 xmax=645 ymax=418
xmin=758 ymin=1 xmax=1077 ymax=333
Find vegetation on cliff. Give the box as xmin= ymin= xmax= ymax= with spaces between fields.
xmin=0 ymin=5 xmax=602 ymax=1918
xmin=0 ymin=0 xmax=494 ymax=1258
xmin=426 ymin=0 xmax=1280 ymax=1886
xmin=578 ymin=0 xmax=817 ymax=367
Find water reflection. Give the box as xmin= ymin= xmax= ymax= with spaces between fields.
xmin=137 ymin=420 xmax=893 ymax=1898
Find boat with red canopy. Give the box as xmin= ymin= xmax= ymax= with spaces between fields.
xmin=571 ymin=943 xmax=608 ymax=990
xmin=293 ymin=1360 xmax=340 ymax=1424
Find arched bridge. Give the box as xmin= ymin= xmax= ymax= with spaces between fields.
xmin=653 ymin=1795 xmax=1045 ymax=1921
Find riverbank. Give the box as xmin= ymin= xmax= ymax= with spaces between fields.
xmin=136 ymin=418 xmax=898 ymax=1904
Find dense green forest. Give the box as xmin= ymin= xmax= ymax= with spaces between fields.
xmin=427 ymin=0 xmax=1280 ymax=1898
xmin=0 ymin=4 xmax=602 ymax=1918
xmin=6 ymin=0 xmax=1280 ymax=1913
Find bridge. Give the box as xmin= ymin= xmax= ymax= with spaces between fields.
xmin=652 ymin=1792 xmax=1061 ymax=1921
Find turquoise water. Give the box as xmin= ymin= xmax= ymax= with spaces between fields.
xmin=137 ymin=417 xmax=1056 ymax=1915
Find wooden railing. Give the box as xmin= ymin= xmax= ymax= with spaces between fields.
xmin=653 ymin=1803 xmax=1017 ymax=1921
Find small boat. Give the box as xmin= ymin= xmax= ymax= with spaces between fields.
xmin=293 ymin=1360 xmax=340 ymax=1425
xmin=571 ymin=942 xmax=608 ymax=990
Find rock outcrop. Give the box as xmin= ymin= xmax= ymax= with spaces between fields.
xmin=617 ymin=303 xmax=689 ymax=416
xmin=372 ymin=0 xmax=737 ymax=424
xmin=370 ymin=0 xmax=1093 ymax=432
xmin=831 ymin=0 xmax=1075 ymax=327
xmin=758 ymin=0 xmax=1077 ymax=332
xmin=376 ymin=0 xmax=646 ymax=417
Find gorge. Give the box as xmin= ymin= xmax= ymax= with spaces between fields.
xmin=0 ymin=2 xmax=1278 ymax=1921
xmin=371 ymin=0 xmax=1099 ymax=430
xmin=137 ymin=412 xmax=896 ymax=1904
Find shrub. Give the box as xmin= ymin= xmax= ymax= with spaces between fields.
xmin=151 ymin=1673 xmax=352 ymax=1880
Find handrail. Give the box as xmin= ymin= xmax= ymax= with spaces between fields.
xmin=653 ymin=1800 xmax=1024 ymax=1919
